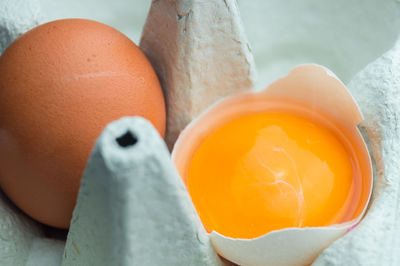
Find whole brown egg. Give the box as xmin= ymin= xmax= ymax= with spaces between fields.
xmin=0 ymin=19 xmax=166 ymax=228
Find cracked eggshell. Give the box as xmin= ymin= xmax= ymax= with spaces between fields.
xmin=172 ymin=64 xmax=372 ymax=266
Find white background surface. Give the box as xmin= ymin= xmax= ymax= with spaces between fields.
xmin=38 ymin=0 xmax=400 ymax=88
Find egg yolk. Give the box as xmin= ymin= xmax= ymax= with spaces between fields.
xmin=187 ymin=112 xmax=355 ymax=239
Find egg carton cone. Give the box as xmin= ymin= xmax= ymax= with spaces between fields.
xmin=1 ymin=0 xmax=400 ymax=265
xmin=140 ymin=0 xmax=257 ymax=150
xmin=62 ymin=117 xmax=223 ymax=266
xmin=313 ymin=37 xmax=400 ymax=266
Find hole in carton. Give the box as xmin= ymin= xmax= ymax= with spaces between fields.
xmin=116 ymin=131 xmax=138 ymax=148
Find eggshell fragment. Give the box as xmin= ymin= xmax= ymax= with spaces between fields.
xmin=172 ymin=64 xmax=372 ymax=266
xmin=63 ymin=117 xmax=222 ymax=266
xmin=140 ymin=0 xmax=256 ymax=149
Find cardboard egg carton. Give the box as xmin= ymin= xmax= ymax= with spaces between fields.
xmin=1 ymin=0 xmax=400 ymax=265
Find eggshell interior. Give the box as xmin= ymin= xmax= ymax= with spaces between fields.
xmin=172 ymin=64 xmax=372 ymax=266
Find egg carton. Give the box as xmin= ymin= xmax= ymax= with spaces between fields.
xmin=1 ymin=0 xmax=400 ymax=265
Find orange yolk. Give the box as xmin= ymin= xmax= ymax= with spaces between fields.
xmin=187 ymin=112 xmax=355 ymax=239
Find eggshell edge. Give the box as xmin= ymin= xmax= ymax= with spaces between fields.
xmin=171 ymin=64 xmax=373 ymax=266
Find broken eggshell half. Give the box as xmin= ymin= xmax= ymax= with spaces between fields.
xmin=171 ymin=64 xmax=372 ymax=266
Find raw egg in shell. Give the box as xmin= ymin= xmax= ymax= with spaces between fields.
xmin=172 ymin=64 xmax=372 ymax=266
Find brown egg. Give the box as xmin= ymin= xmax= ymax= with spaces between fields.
xmin=0 ymin=19 xmax=166 ymax=228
